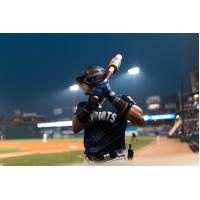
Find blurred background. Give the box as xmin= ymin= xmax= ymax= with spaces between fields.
xmin=0 ymin=33 xmax=199 ymax=165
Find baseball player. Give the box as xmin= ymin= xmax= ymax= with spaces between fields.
xmin=131 ymin=131 xmax=138 ymax=143
xmin=72 ymin=66 xmax=144 ymax=165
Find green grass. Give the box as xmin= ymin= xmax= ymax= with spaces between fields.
xmin=125 ymin=136 xmax=154 ymax=150
xmin=0 ymin=151 xmax=84 ymax=166
xmin=0 ymin=147 xmax=21 ymax=154
xmin=1 ymin=137 xmax=83 ymax=143
xmin=0 ymin=136 xmax=154 ymax=166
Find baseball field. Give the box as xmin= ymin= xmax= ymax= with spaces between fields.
xmin=0 ymin=136 xmax=153 ymax=166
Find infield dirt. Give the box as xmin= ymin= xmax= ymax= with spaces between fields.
xmin=0 ymin=137 xmax=198 ymax=166
xmin=0 ymin=139 xmax=84 ymax=159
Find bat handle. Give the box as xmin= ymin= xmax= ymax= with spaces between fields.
xmin=90 ymin=54 xmax=122 ymax=108
xmin=104 ymin=66 xmax=115 ymax=82
xmin=91 ymin=77 xmax=109 ymax=108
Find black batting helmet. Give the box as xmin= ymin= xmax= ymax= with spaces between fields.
xmin=76 ymin=66 xmax=106 ymax=86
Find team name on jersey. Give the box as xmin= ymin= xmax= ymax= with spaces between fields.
xmin=90 ymin=111 xmax=117 ymax=123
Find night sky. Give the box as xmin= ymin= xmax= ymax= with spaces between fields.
xmin=0 ymin=33 xmax=198 ymax=118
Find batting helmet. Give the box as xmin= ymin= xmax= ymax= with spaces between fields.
xmin=76 ymin=66 xmax=106 ymax=86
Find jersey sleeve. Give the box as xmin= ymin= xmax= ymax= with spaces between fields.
xmin=73 ymin=102 xmax=87 ymax=115
xmin=121 ymin=95 xmax=137 ymax=106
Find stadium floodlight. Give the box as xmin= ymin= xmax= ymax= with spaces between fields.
xmin=128 ymin=66 xmax=140 ymax=75
xmin=69 ymin=84 xmax=80 ymax=92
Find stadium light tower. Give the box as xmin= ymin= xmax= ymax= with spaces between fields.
xmin=69 ymin=84 xmax=80 ymax=92
xmin=128 ymin=66 xmax=140 ymax=75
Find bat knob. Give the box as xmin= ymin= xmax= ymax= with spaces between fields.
xmin=116 ymin=54 xmax=122 ymax=60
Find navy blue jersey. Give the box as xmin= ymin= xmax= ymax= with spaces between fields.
xmin=75 ymin=95 xmax=136 ymax=157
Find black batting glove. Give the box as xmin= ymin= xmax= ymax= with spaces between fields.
xmin=77 ymin=81 xmax=110 ymax=124
xmin=90 ymin=81 xmax=111 ymax=100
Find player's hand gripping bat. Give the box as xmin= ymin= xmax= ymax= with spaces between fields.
xmin=91 ymin=54 xmax=122 ymax=107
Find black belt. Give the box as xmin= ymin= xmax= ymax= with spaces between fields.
xmin=86 ymin=151 xmax=120 ymax=162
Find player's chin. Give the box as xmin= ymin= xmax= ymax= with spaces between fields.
xmin=84 ymin=91 xmax=90 ymax=95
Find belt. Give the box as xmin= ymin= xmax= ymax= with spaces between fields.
xmin=86 ymin=150 xmax=125 ymax=162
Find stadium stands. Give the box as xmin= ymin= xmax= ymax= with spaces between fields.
xmin=179 ymin=92 xmax=199 ymax=152
xmin=4 ymin=125 xmax=41 ymax=139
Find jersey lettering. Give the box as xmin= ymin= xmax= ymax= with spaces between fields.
xmin=110 ymin=113 xmax=117 ymax=123
xmin=90 ymin=111 xmax=117 ymax=123
xmin=106 ymin=112 xmax=112 ymax=121
xmin=99 ymin=111 xmax=107 ymax=121
xmin=93 ymin=111 xmax=98 ymax=121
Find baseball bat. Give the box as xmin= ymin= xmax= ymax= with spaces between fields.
xmin=91 ymin=54 xmax=122 ymax=107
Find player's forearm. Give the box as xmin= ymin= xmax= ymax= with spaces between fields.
xmin=106 ymin=93 xmax=145 ymax=125
xmin=72 ymin=101 xmax=95 ymax=133
xmin=106 ymin=94 xmax=132 ymax=116
xmin=126 ymin=105 xmax=145 ymax=126
xmin=73 ymin=96 xmax=100 ymax=134
xmin=72 ymin=115 xmax=86 ymax=134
